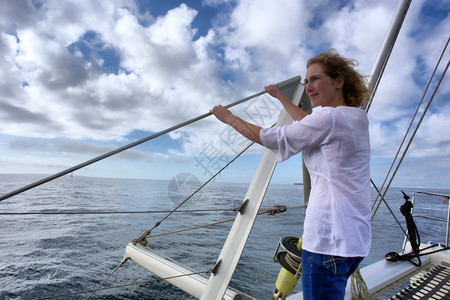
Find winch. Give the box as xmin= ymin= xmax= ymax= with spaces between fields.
xmin=272 ymin=236 xmax=302 ymax=300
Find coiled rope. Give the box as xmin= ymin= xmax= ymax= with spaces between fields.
xmin=383 ymin=192 xmax=450 ymax=267
xmin=284 ymin=252 xmax=301 ymax=278
xmin=384 ymin=244 xmax=450 ymax=266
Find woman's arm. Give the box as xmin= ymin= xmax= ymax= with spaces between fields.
xmin=264 ymin=84 xmax=307 ymax=121
xmin=210 ymin=105 xmax=262 ymax=145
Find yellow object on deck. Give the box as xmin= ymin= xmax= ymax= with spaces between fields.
xmin=275 ymin=267 xmax=298 ymax=295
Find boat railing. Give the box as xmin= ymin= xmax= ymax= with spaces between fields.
xmin=402 ymin=190 xmax=450 ymax=253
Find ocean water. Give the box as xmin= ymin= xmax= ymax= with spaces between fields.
xmin=1 ymin=173 xmax=449 ymax=299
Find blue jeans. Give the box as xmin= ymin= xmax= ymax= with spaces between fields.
xmin=301 ymin=249 xmax=364 ymax=300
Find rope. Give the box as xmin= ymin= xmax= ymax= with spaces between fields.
xmin=383 ymin=190 xmax=450 ymax=267
xmin=146 ymin=205 xmax=300 ymax=239
xmin=384 ymin=243 xmax=449 ymax=267
xmin=383 ymin=191 xmax=422 ymax=267
xmin=350 ymin=267 xmax=372 ymax=300
xmin=284 ymin=252 xmax=301 ymax=279
xmin=0 ymin=206 xmax=301 ymax=216
xmin=399 ymin=191 xmax=420 ymax=255
xmin=266 ymin=204 xmax=288 ymax=215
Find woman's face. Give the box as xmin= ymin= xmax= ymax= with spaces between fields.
xmin=305 ymin=63 xmax=344 ymax=107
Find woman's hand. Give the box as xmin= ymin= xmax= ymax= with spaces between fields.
xmin=210 ymin=105 xmax=236 ymax=124
xmin=264 ymin=84 xmax=283 ymax=99
xmin=210 ymin=105 xmax=262 ymax=145
xmin=265 ymin=83 xmax=307 ymax=121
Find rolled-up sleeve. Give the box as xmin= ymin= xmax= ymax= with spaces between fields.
xmin=260 ymin=109 xmax=333 ymax=162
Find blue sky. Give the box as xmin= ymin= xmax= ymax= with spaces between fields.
xmin=0 ymin=0 xmax=449 ymax=188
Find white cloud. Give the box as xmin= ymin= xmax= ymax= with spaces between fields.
xmin=0 ymin=0 xmax=448 ymax=186
xmin=322 ymin=1 xmax=397 ymax=70
xmin=225 ymin=0 xmax=306 ymax=55
xmin=216 ymin=0 xmax=311 ymax=86
xmin=0 ymin=2 xmax=227 ymax=141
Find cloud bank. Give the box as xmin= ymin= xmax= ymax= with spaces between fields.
xmin=0 ymin=0 xmax=449 ymax=186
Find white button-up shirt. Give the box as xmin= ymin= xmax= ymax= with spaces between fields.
xmin=260 ymin=106 xmax=371 ymax=257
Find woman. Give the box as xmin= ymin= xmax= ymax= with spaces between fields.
xmin=210 ymin=49 xmax=371 ymax=299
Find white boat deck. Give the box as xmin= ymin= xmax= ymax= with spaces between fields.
xmin=287 ymin=245 xmax=450 ymax=300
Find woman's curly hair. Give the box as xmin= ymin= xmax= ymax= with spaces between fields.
xmin=307 ymin=49 xmax=371 ymax=108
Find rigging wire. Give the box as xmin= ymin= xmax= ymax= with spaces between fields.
xmin=370 ymin=178 xmax=408 ymax=237
xmin=0 ymin=96 xmax=264 ymax=202
xmin=0 ymin=208 xmax=238 ymax=215
xmin=0 ymin=80 xmax=297 ymax=300
xmin=33 ymin=268 xmax=213 ymax=300
xmin=371 ymin=37 xmax=450 ymax=220
xmin=0 ymin=206 xmax=305 ymax=216
xmin=0 ymin=76 xmax=300 ymax=202
xmin=357 ymin=0 xmax=413 ymax=238
xmin=1 ymin=88 xmax=294 ymax=298
xmin=133 ymin=135 xmax=262 ymax=246
xmin=371 ymin=37 xmax=450 ymax=216
xmin=31 ymin=207 xmax=293 ymax=300
xmin=85 ymin=257 xmax=129 ymax=300
xmin=30 ymin=204 xmax=295 ymax=300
